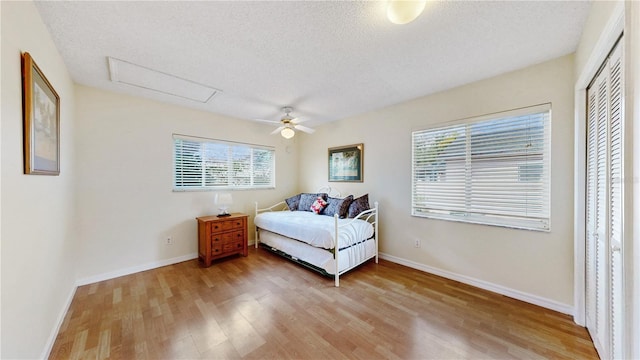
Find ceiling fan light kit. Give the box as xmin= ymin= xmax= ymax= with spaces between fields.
xmin=254 ymin=106 xmax=316 ymax=139
xmin=387 ymin=0 xmax=427 ymax=25
xmin=280 ymin=127 xmax=295 ymax=139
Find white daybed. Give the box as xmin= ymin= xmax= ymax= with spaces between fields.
xmin=254 ymin=190 xmax=378 ymax=287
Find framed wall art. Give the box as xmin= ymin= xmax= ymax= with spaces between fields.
xmin=328 ymin=143 xmax=363 ymax=182
xmin=22 ymin=52 xmax=60 ymax=175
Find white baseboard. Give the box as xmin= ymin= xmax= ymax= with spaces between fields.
xmin=76 ymin=253 xmax=198 ymax=286
xmin=41 ymin=284 xmax=77 ymax=360
xmin=379 ymin=252 xmax=573 ymax=315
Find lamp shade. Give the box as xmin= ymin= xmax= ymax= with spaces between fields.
xmin=281 ymin=127 xmax=295 ymax=139
xmin=215 ymin=193 xmax=233 ymax=206
xmin=214 ymin=193 xmax=233 ymax=216
xmin=387 ymin=0 xmax=426 ymax=25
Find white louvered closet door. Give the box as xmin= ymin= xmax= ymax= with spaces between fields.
xmin=585 ymin=39 xmax=624 ymax=360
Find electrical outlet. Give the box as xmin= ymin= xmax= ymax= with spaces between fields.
xmin=166 ymin=236 xmax=173 ymax=245
xmin=414 ymin=239 xmax=421 ymax=248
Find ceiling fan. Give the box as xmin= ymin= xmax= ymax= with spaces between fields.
xmin=254 ymin=106 xmax=315 ymax=139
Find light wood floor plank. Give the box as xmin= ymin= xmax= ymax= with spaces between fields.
xmin=49 ymin=247 xmax=597 ymax=359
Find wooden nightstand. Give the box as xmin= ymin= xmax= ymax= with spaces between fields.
xmin=196 ymin=213 xmax=248 ymax=267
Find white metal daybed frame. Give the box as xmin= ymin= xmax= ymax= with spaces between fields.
xmin=254 ymin=189 xmax=378 ymax=287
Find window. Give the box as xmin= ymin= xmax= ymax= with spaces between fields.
xmin=173 ymin=134 xmax=275 ymax=191
xmin=411 ymin=104 xmax=551 ymax=231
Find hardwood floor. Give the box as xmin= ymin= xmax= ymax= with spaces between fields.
xmin=50 ymin=248 xmax=598 ymax=359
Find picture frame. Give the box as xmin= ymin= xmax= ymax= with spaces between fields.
xmin=328 ymin=143 xmax=363 ymax=182
xmin=22 ymin=52 xmax=60 ymax=175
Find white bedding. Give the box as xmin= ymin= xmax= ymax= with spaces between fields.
xmin=254 ymin=211 xmax=374 ymax=249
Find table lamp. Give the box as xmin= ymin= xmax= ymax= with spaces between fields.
xmin=214 ymin=193 xmax=233 ymax=217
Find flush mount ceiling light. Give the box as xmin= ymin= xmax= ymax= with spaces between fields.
xmin=387 ymin=0 xmax=427 ymax=25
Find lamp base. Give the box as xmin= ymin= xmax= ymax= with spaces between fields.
xmin=216 ymin=213 xmax=231 ymax=218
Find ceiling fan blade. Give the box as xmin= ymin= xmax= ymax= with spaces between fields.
xmin=290 ymin=117 xmax=307 ymax=124
xmin=270 ymin=126 xmax=286 ymax=135
xmin=253 ymin=118 xmax=281 ymax=124
xmin=294 ymin=124 xmax=315 ymax=134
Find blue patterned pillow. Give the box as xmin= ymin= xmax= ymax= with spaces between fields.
xmin=323 ymin=195 xmax=354 ymax=218
xmin=348 ymin=194 xmax=370 ymax=218
xmin=298 ymin=193 xmax=328 ymax=212
xmin=285 ymin=194 xmax=301 ymax=211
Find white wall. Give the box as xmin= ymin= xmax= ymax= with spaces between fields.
xmin=299 ymin=54 xmax=576 ymax=310
xmin=1 ymin=1 xmax=78 ymax=358
xmin=74 ymin=86 xmax=299 ymax=282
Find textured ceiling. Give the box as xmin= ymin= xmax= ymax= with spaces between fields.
xmin=35 ymin=1 xmax=591 ymax=127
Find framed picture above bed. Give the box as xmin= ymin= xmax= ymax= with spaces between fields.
xmin=328 ymin=143 xmax=363 ymax=182
xmin=22 ymin=52 xmax=60 ymax=175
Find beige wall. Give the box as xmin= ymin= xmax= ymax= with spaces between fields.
xmin=299 ymin=54 xmax=576 ymax=309
xmin=74 ymin=86 xmax=299 ymax=282
xmin=1 ymin=1 xmax=78 ymax=358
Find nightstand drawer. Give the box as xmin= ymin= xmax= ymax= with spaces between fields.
xmin=221 ymin=241 xmax=243 ymax=253
xmin=211 ymin=244 xmax=223 ymax=255
xmin=211 ymin=219 xmax=245 ymax=232
xmin=211 ymin=230 xmax=244 ymax=243
xmin=211 ymin=238 xmax=243 ymax=255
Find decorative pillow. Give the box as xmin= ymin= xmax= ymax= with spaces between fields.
xmin=348 ymin=194 xmax=370 ymax=218
xmin=284 ymin=194 xmax=301 ymax=211
xmin=297 ymin=193 xmax=328 ymax=212
xmin=310 ymin=197 xmax=328 ymax=214
xmin=323 ymin=195 xmax=354 ymax=218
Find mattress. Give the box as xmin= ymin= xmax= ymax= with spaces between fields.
xmin=258 ymin=230 xmax=376 ymax=275
xmin=254 ymin=210 xmax=374 ymax=249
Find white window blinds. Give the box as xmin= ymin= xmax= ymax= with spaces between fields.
xmin=173 ymin=134 xmax=275 ymax=191
xmin=412 ymin=104 xmax=551 ymax=231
